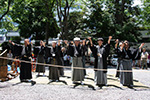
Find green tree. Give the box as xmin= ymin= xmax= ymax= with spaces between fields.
xmin=0 ymin=0 xmax=17 ymax=38
xmin=10 ymin=0 xmax=59 ymax=44
xmin=56 ymin=0 xmax=81 ymax=40
xmin=82 ymin=0 xmax=142 ymax=42
xmin=67 ymin=11 xmax=87 ymax=39
xmin=106 ymin=0 xmax=141 ymax=41
xmin=0 ymin=0 xmax=12 ymax=21
xmin=140 ymin=0 xmax=150 ymax=30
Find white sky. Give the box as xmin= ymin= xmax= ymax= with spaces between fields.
xmin=133 ymin=0 xmax=143 ymax=6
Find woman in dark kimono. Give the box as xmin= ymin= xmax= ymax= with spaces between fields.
xmin=36 ymin=40 xmax=45 ymax=76
xmin=88 ymin=36 xmax=112 ymax=89
xmin=9 ymin=39 xmax=36 ymax=85
xmin=116 ymin=40 xmax=144 ymax=88
xmin=65 ymin=38 xmax=87 ymax=84
xmin=48 ymin=40 xmax=64 ymax=82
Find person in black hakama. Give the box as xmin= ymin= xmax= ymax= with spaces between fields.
xmin=10 ymin=39 xmax=36 ymax=85
xmin=35 ymin=40 xmax=46 ymax=77
xmin=65 ymin=38 xmax=87 ymax=84
xmin=115 ymin=40 xmax=144 ymax=88
xmin=48 ymin=40 xmax=64 ymax=82
xmin=44 ymin=45 xmax=51 ymax=65
xmin=115 ymin=39 xmax=123 ymax=79
xmin=88 ymin=36 xmax=112 ymax=89
xmin=80 ymin=40 xmax=88 ymax=76
xmin=61 ymin=47 xmax=68 ymax=66
xmin=7 ymin=49 xmax=13 ymax=65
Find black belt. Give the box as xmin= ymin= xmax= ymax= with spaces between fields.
xmin=21 ymin=55 xmax=30 ymax=59
xmin=122 ymin=59 xmax=131 ymax=61
xmin=123 ymin=58 xmax=130 ymax=60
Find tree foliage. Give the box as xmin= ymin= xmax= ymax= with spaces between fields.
xmin=0 ymin=0 xmax=12 ymax=21
xmin=140 ymin=0 xmax=150 ymax=30
xmin=1 ymin=0 xmax=149 ymax=43
xmin=81 ymin=0 xmax=142 ymax=42
xmin=0 ymin=0 xmax=16 ymax=31
xmin=56 ymin=0 xmax=81 ymax=40
xmin=10 ymin=0 xmax=59 ymax=42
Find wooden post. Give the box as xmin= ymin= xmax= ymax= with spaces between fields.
xmin=0 ymin=50 xmax=8 ymax=79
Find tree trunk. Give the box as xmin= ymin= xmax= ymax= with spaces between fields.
xmin=114 ymin=0 xmax=124 ymax=26
xmin=121 ymin=0 xmax=125 ymax=24
xmin=0 ymin=0 xmax=12 ymax=21
xmin=45 ymin=22 xmax=49 ymax=45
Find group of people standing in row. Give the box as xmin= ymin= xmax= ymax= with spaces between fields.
xmin=8 ymin=36 xmax=145 ymax=89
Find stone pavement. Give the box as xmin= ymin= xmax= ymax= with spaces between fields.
xmin=1 ymin=68 xmax=150 ymax=100
xmin=8 ymin=68 xmax=150 ymax=90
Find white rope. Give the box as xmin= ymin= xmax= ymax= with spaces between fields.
xmin=0 ymin=56 xmax=149 ymax=73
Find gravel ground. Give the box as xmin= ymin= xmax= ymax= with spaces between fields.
xmin=133 ymin=69 xmax=150 ymax=86
xmin=0 ymin=67 xmax=150 ymax=100
xmin=108 ymin=67 xmax=150 ymax=86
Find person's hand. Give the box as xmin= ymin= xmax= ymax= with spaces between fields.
xmin=83 ymin=39 xmax=86 ymax=45
xmin=9 ymin=40 xmax=15 ymax=45
xmin=43 ymin=42 xmax=46 ymax=47
xmin=122 ymin=43 xmax=125 ymax=47
xmin=139 ymin=43 xmax=145 ymax=49
xmin=88 ymin=37 xmax=93 ymax=46
xmin=61 ymin=47 xmax=66 ymax=52
xmin=88 ymin=37 xmax=92 ymax=40
xmin=9 ymin=40 xmax=12 ymax=43
xmin=141 ymin=43 xmax=145 ymax=47
xmin=27 ymin=39 xmax=30 ymax=45
xmin=120 ymin=43 xmax=125 ymax=50
xmin=83 ymin=39 xmax=86 ymax=43
xmin=70 ymin=41 xmax=74 ymax=45
xmin=115 ymin=39 xmax=119 ymax=48
xmin=86 ymin=41 xmax=89 ymax=45
xmin=115 ymin=39 xmax=119 ymax=44
xmin=97 ymin=53 xmax=100 ymax=56
xmin=64 ymin=40 xmax=68 ymax=44
xmin=108 ymin=36 xmax=112 ymax=44
xmin=109 ymin=36 xmax=112 ymax=40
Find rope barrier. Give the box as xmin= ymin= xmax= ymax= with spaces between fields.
xmin=0 ymin=56 xmax=149 ymax=73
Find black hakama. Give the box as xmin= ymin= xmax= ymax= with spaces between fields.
xmin=49 ymin=58 xmax=60 ymax=80
xmin=13 ymin=44 xmax=32 ymax=81
xmin=20 ymin=57 xmax=32 ymax=80
xmin=67 ymin=44 xmax=87 ymax=82
xmin=117 ymin=48 xmax=141 ymax=86
xmin=36 ymin=46 xmax=45 ymax=73
xmin=48 ymin=46 xmax=64 ymax=80
xmin=90 ymin=44 xmax=110 ymax=86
